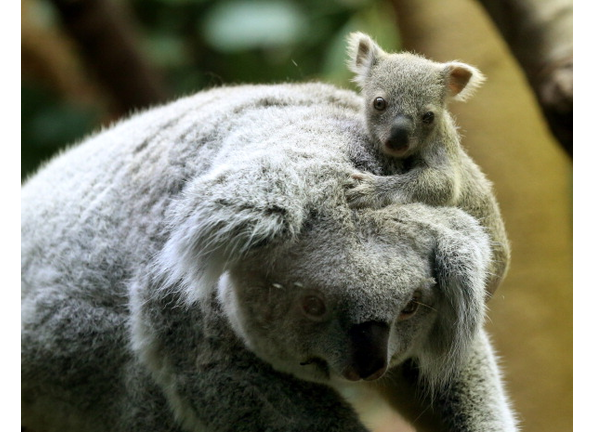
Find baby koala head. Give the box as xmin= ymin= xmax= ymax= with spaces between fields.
xmin=347 ymin=32 xmax=485 ymax=158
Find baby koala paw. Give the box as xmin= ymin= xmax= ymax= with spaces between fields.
xmin=346 ymin=171 xmax=382 ymax=209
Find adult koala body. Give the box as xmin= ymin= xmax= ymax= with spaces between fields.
xmin=21 ymin=83 xmax=517 ymax=431
xmin=346 ymin=32 xmax=510 ymax=296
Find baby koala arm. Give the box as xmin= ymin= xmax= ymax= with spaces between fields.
xmin=347 ymin=167 xmax=510 ymax=296
xmin=346 ymin=150 xmax=510 ymax=297
xmin=380 ymin=329 xmax=518 ymax=432
xmin=347 ymin=149 xmax=459 ymax=209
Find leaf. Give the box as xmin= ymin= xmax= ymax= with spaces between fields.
xmin=201 ymin=0 xmax=308 ymax=51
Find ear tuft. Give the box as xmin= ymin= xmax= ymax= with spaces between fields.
xmin=416 ymin=213 xmax=490 ymax=391
xmin=444 ymin=62 xmax=486 ymax=102
xmin=157 ymin=202 xmax=297 ymax=306
xmin=346 ymin=32 xmax=385 ymax=88
xmin=154 ymin=170 xmax=306 ymax=306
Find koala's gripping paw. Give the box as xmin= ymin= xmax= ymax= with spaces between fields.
xmin=346 ymin=171 xmax=381 ymax=209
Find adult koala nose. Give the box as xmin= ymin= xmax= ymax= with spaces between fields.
xmin=385 ymin=115 xmax=413 ymax=153
xmin=342 ymin=321 xmax=390 ymax=381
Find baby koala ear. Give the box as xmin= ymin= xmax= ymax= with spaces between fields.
xmin=443 ymin=61 xmax=486 ymax=102
xmin=346 ymin=32 xmax=386 ymax=88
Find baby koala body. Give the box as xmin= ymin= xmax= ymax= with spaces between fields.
xmin=346 ymin=32 xmax=510 ymax=295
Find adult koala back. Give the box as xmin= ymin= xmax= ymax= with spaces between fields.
xmin=21 ymin=83 xmax=516 ymax=431
xmin=21 ymin=82 xmax=363 ymax=302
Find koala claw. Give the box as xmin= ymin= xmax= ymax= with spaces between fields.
xmin=346 ymin=172 xmax=381 ymax=208
xmin=350 ymin=171 xmax=371 ymax=181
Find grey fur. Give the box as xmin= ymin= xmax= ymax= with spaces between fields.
xmin=22 ymin=83 xmax=517 ymax=431
xmin=346 ymin=32 xmax=510 ymax=295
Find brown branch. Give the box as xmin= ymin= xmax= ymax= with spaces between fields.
xmin=47 ymin=0 xmax=170 ymax=117
xmin=475 ymin=0 xmax=573 ymax=157
xmin=22 ymin=0 xmax=98 ymax=104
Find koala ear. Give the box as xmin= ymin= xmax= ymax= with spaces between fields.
xmin=443 ymin=62 xmax=486 ymax=102
xmin=156 ymin=175 xmax=304 ymax=306
xmin=346 ymin=32 xmax=386 ymax=88
xmin=417 ymin=226 xmax=490 ymax=390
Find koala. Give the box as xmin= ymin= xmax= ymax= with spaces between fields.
xmin=21 ymin=82 xmax=517 ymax=431
xmin=346 ymin=32 xmax=510 ymax=296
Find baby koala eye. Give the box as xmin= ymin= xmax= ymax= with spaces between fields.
xmin=421 ymin=111 xmax=435 ymax=124
xmin=373 ymin=97 xmax=387 ymax=111
xmin=398 ymin=294 xmax=420 ymax=321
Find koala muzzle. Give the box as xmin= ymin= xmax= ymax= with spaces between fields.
xmin=343 ymin=321 xmax=389 ymax=381
xmin=385 ymin=116 xmax=413 ymax=152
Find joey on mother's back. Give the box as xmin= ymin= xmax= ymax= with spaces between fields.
xmin=346 ymin=32 xmax=510 ymax=296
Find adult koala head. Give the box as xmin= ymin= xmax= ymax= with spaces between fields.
xmin=216 ymin=202 xmax=490 ymax=391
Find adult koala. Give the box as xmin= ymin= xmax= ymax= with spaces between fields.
xmin=21 ymin=83 xmax=517 ymax=431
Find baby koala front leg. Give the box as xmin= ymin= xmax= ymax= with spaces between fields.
xmin=347 ymin=171 xmax=407 ymax=209
xmin=346 ymin=166 xmax=459 ymax=209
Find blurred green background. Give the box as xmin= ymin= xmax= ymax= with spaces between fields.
xmin=21 ymin=0 xmax=399 ymax=180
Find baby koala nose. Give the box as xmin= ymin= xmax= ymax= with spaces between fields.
xmin=385 ymin=116 xmax=413 ymax=152
xmin=343 ymin=321 xmax=389 ymax=381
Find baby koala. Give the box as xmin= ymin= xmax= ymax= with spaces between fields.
xmin=346 ymin=32 xmax=510 ymax=296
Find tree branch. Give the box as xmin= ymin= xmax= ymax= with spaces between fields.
xmin=48 ymin=0 xmax=170 ymax=117
xmin=475 ymin=0 xmax=572 ymax=157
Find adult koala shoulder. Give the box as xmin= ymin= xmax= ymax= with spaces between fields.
xmin=21 ymin=83 xmax=517 ymax=431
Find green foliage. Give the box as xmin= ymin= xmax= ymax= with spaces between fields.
xmin=21 ymin=84 xmax=101 ymax=180
xmin=134 ymin=0 xmax=399 ymax=90
xmin=22 ymin=0 xmax=400 ymax=179
xmin=202 ymin=1 xmax=308 ymax=52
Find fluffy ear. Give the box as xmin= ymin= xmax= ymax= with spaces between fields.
xmin=156 ymin=173 xmax=305 ymax=306
xmin=417 ymin=223 xmax=491 ymax=390
xmin=346 ymin=32 xmax=386 ymax=88
xmin=443 ymin=62 xmax=486 ymax=102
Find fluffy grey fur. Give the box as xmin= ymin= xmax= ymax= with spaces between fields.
xmin=21 ymin=82 xmax=517 ymax=431
xmin=346 ymin=32 xmax=510 ymax=296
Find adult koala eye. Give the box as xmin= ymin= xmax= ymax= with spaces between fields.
xmin=398 ymin=294 xmax=420 ymax=321
xmin=421 ymin=111 xmax=435 ymax=124
xmin=373 ymin=97 xmax=387 ymax=111
xmin=300 ymin=293 xmax=327 ymax=321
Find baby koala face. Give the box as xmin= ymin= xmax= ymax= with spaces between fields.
xmin=347 ymin=32 xmax=485 ymax=158
xmin=362 ymin=53 xmax=447 ymax=158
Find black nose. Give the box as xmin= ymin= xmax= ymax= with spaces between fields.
xmin=343 ymin=321 xmax=389 ymax=381
xmin=386 ymin=116 xmax=412 ymax=151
